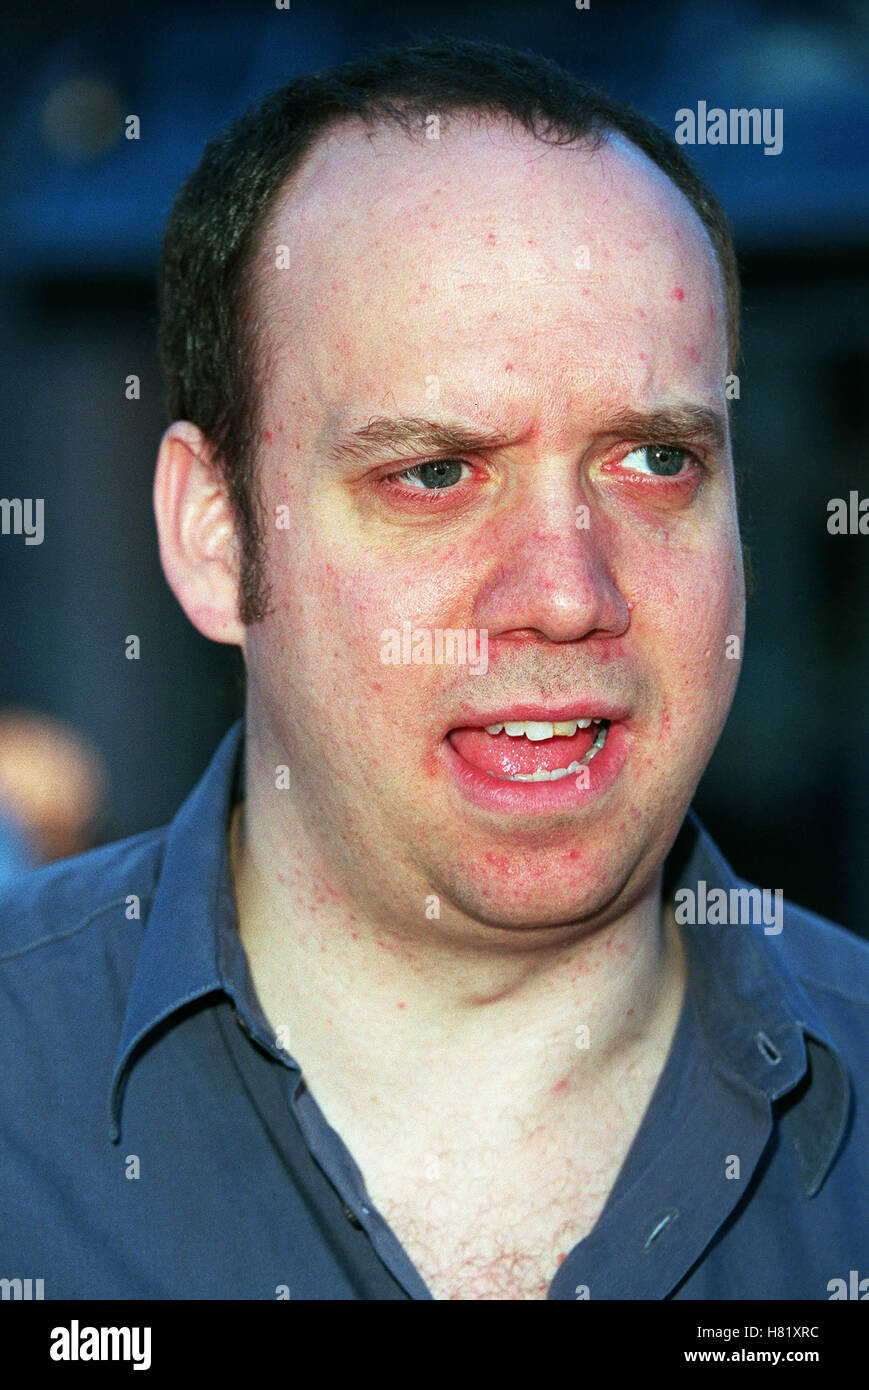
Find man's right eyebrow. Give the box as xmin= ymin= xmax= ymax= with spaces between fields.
xmin=324 ymin=415 xmax=515 ymax=468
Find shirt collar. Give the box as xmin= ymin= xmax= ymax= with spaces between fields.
xmin=108 ymin=724 xmax=849 ymax=1196
xmin=668 ymin=810 xmax=850 ymax=1195
xmin=108 ymin=721 xmax=245 ymax=1139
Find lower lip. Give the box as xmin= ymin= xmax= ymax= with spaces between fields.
xmin=441 ymin=721 xmax=629 ymax=815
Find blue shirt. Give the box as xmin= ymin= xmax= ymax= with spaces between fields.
xmin=0 ymin=720 xmax=866 ymax=1300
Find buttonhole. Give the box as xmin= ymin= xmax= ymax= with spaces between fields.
xmin=755 ymin=1031 xmax=782 ymax=1065
xmin=644 ymin=1209 xmax=679 ymax=1252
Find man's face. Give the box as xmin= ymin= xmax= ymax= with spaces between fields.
xmin=241 ymin=120 xmax=744 ymax=935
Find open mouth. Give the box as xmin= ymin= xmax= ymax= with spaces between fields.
xmin=447 ymin=717 xmax=611 ymax=782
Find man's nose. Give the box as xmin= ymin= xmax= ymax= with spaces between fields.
xmin=471 ymin=491 xmax=631 ymax=645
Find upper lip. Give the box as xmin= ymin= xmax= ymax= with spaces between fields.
xmin=448 ymin=700 xmax=632 ymax=730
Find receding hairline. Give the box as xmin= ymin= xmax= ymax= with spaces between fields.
xmin=255 ymin=108 xmax=722 ymax=257
xmin=244 ymin=110 xmax=730 ymax=399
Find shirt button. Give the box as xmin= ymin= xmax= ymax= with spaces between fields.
xmin=342 ymin=1203 xmax=363 ymax=1229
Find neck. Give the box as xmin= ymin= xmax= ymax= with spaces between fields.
xmin=229 ymin=795 xmax=686 ymax=1128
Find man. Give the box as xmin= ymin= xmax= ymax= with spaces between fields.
xmin=1 ymin=38 xmax=866 ymax=1301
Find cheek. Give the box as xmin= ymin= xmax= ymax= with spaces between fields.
xmin=619 ymin=525 xmax=744 ymax=698
xmin=614 ymin=553 xmax=743 ymax=803
xmin=270 ymin=505 xmax=476 ymax=630
xmin=261 ymin=522 xmax=481 ymax=712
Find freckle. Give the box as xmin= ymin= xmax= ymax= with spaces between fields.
xmin=673 ymin=286 xmax=685 ymax=301
xmin=351 ymin=930 xmax=359 ymax=940
xmin=627 ymin=1007 xmax=634 ymax=1016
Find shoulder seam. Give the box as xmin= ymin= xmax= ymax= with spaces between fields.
xmin=790 ymin=966 xmax=869 ymax=1011
xmin=0 ymin=892 xmax=155 ymax=964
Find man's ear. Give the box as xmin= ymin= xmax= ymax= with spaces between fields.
xmin=153 ymin=421 xmax=246 ymax=648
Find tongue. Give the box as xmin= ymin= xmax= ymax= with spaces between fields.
xmin=449 ymin=726 xmax=597 ymax=776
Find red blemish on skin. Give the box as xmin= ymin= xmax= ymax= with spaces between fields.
xmin=551 ymin=1076 xmax=569 ymax=1093
xmin=504 ymin=363 xmax=513 ymax=371
xmin=351 ymin=931 xmax=359 ymax=940
xmin=397 ymin=1001 xmax=406 ymax=1009
xmin=557 ymin=1252 xmax=567 ymax=1265
xmin=673 ymin=286 xmax=685 ymax=301
xmin=638 ymin=351 xmax=647 ymax=361
xmin=264 ymin=429 xmax=273 ymax=443
xmin=370 ymin=681 xmax=383 ymax=692
xmin=486 ymin=231 xmax=497 ymax=245
xmin=687 ymin=346 xmax=699 ymax=362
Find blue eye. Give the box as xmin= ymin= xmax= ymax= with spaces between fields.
xmin=621 ymin=445 xmax=690 ymax=476
xmin=399 ymin=460 xmax=470 ymax=490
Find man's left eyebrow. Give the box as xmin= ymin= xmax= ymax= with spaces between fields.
xmin=603 ymin=405 xmax=728 ymax=452
xmin=324 ymin=414 xmax=515 ymax=467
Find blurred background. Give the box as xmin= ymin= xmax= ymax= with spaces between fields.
xmin=0 ymin=0 xmax=867 ymax=934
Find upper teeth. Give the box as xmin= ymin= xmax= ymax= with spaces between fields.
xmin=484 ymin=719 xmax=601 ymax=738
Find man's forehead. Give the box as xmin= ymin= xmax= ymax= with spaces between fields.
xmin=258 ymin=117 xmax=720 ymax=294
xmin=251 ymin=116 xmax=728 ymax=421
